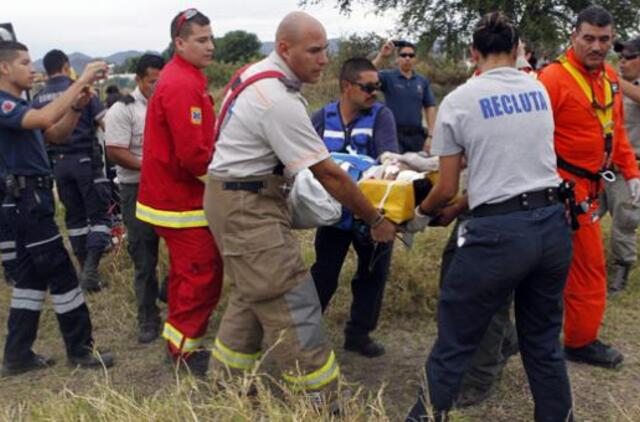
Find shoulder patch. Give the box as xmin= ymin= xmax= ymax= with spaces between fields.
xmin=1 ymin=100 xmax=16 ymax=114
xmin=190 ymin=106 xmax=202 ymax=125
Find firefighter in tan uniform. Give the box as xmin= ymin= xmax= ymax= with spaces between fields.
xmin=204 ymin=11 xmax=396 ymax=396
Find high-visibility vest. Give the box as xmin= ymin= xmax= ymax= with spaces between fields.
xmin=555 ymin=54 xmax=619 ymax=181
xmin=322 ymin=101 xmax=383 ymax=157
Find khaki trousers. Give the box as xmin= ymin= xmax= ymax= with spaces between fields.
xmin=600 ymin=172 xmax=640 ymax=265
xmin=204 ymin=175 xmax=338 ymax=391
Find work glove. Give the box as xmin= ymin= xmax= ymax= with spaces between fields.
xmin=627 ymin=177 xmax=640 ymax=205
xmin=404 ymin=206 xmax=433 ymax=233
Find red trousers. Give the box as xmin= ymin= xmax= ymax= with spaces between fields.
xmin=564 ymin=219 xmax=607 ymax=348
xmin=155 ymin=226 xmax=223 ymax=357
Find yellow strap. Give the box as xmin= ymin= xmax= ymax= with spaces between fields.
xmin=211 ymin=338 xmax=261 ymax=371
xmin=558 ymin=55 xmax=614 ymax=136
xmin=135 ymin=201 xmax=208 ymax=228
xmin=282 ymin=350 xmax=340 ymax=391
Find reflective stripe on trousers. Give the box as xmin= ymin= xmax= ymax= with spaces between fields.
xmin=162 ymin=321 xmax=204 ymax=353
xmin=282 ymin=350 xmax=340 ymax=391
xmin=211 ymin=337 xmax=261 ymax=370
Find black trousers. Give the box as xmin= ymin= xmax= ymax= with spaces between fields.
xmin=52 ymin=152 xmax=111 ymax=261
xmin=408 ymin=204 xmax=573 ymax=421
xmin=310 ymin=225 xmax=393 ymax=339
xmin=0 ymin=184 xmax=17 ymax=282
xmin=120 ymin=183 xmax=160 ymax=325
xmin=2 ymin=185 xmax=93 ymax=365
xmin=440 ymin=217 xmax=518 ymax=391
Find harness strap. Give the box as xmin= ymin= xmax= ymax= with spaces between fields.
xmin=557 ymin=54 xmax=617 ymax=173
xmin=213 ymin=66 xmax=286 ymax=143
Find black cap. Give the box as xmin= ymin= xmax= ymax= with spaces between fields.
xmin=614 ymin=36 xmax=640 ymax=54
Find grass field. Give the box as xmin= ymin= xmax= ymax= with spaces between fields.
xmin=0 ymin=214 xmax=639 ymax=421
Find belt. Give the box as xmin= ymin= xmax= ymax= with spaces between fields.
xmin=51 ymin=150 xmax=93 ymax=159
xmin=472 ymin=188 xmax=559 ymax=218
xmin=397 ymin=125 xmax=424 ymax=136
xmin=222 ymin=181 xmax=265 ymax=193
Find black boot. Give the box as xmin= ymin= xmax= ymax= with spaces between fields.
xmin=344 ymin=335 xmax=385 ymax=358
xmin=565 ymin=339 xmax=624 ymax=369
xmin=608 ymin=263 xmax=631 ymax=295
xmin=138 ymin=306 xmax=161 ymax=344
xmin=80 ymin=248 xmax=104 ymax=293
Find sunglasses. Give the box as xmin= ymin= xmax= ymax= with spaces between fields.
xmin=399 ymin=53 xmax=416 ymax=59
xmin=352 ymin=81 xmax=382 ymax=94
xmin=175 ymin=8 xmax=199 ymax=35
xmin=619 ymin=52 xmax=639 ymax=61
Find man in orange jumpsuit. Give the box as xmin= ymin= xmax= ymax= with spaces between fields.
xmin=136 ymin=8 xmax=223 ymax=375
xmin=539 ymin=5 xmax=640 ymax=369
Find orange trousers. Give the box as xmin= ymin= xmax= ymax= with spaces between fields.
xmin=563 ymin=219 xmax=607 ymax=348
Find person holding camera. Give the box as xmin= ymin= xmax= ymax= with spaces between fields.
xmin=373 ymin=40 xmax=436 ymax=153
xmin=0 ymin=40 xmax=114 ymax=376
xmin=33 ymin=49 xmax=111 ymax=293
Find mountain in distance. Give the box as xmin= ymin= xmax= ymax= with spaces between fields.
xmin=33 ymin=50 xmax=150 ymax=73
xmin=34 ymin=39 xmax=341 ymax=73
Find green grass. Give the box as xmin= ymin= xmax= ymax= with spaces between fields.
xmin=0 ymin=212 xmax=639 ymax=421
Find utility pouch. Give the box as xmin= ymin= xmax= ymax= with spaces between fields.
xmin=557 ymin=179 xmax=580 ymax=231
xmin=4 ymin=175 xmax=21 ymax=199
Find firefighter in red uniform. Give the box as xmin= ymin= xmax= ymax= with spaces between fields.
xmin=539 ymin=5 xmax=640 ymax=369
xmin=136 ymin=8 xmax=222 ymax=375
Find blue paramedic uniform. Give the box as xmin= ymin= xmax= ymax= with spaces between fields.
xmin=32 ymin=76 xmax=111 ymax=263
xmin=310 ymin=101 xmax=399 ymax=348
xmin=0 ymin=89 xmax=94 ymax=367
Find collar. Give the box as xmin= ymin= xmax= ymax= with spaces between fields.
xmin=268 ymin=51 xmax=302 ymax=91
xmin=172 ymin=54 xmax=207 ymax=87
xmin=47 ymin=75 xmax=72 ymax=84
xmin=131 ymin=87 xmax=147 ymax=105
xmin=335 ymin=100 xmax=374 ymax=127
xmin=394 ymin=68 xmax=415 ymax=80
xmin=0 ymin=89 xmax=26 ymax=102
xmin=566 ymin=47 xmax=605 ymax=79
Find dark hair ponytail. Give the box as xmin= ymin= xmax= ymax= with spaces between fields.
xmin=472 ymin=12 xmax=519 ymax=57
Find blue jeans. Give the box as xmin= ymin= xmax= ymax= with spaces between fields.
xmin=408 ymin=204 xmax=573 ymax=422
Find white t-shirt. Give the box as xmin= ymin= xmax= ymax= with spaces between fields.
xmin=208 ymin=52 xmax=329 ymax=178
xmin=104 ymin=87 xmax=147 ymax=184
xmin=432 ymin=66 xmax=561 ymax=209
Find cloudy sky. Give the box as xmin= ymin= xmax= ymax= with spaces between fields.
xmin=6 ymin=0 xmax=400 ymax=60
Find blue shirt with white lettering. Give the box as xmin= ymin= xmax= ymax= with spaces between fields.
xmin=32 ymin=75 xmax=104 ymax=154
xmin=0 ymin=90 xmax=51 ymax=176
xmin=379 ymin=69 xmax=436 ymax=128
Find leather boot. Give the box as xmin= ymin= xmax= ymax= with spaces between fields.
xmin=80 ymin=248 xmax=104 ymax=293
xmin=608 ymin=263 xmax=631 ymax=295
xmin=138 ymin=306 xmax=161 ymax=344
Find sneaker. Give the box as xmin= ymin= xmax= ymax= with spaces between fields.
xmin=344 ymin=336 xmax=385 ymax=358
xmin=565 ymin=340 xmax=623 ymax=369
xmin=68 ymin=348 xmax=115 ymax=369
xmin=1 ymin=353 xmax=55 ymax=377
xmin=456 ymin=384 xmax=495 ymax=408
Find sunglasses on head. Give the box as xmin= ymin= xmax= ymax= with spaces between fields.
xmin=352 ymin=81 xmax=382 ymax=94
xmin=175 ymin=8 xmax=199 ymax=35
xmin=619 ymin=52 xmax=639 ymax=61
xmin=399 ymin=52 xmax=416 ymax=59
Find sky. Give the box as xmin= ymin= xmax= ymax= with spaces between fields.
xmin=6 ymin=0 xmax=400 ymax=60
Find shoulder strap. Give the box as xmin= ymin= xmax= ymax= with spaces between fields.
xmin=214 ymin=65 xmax=286 ymax=142
xmin=557 ymin=54 xmax=614 ymax=137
